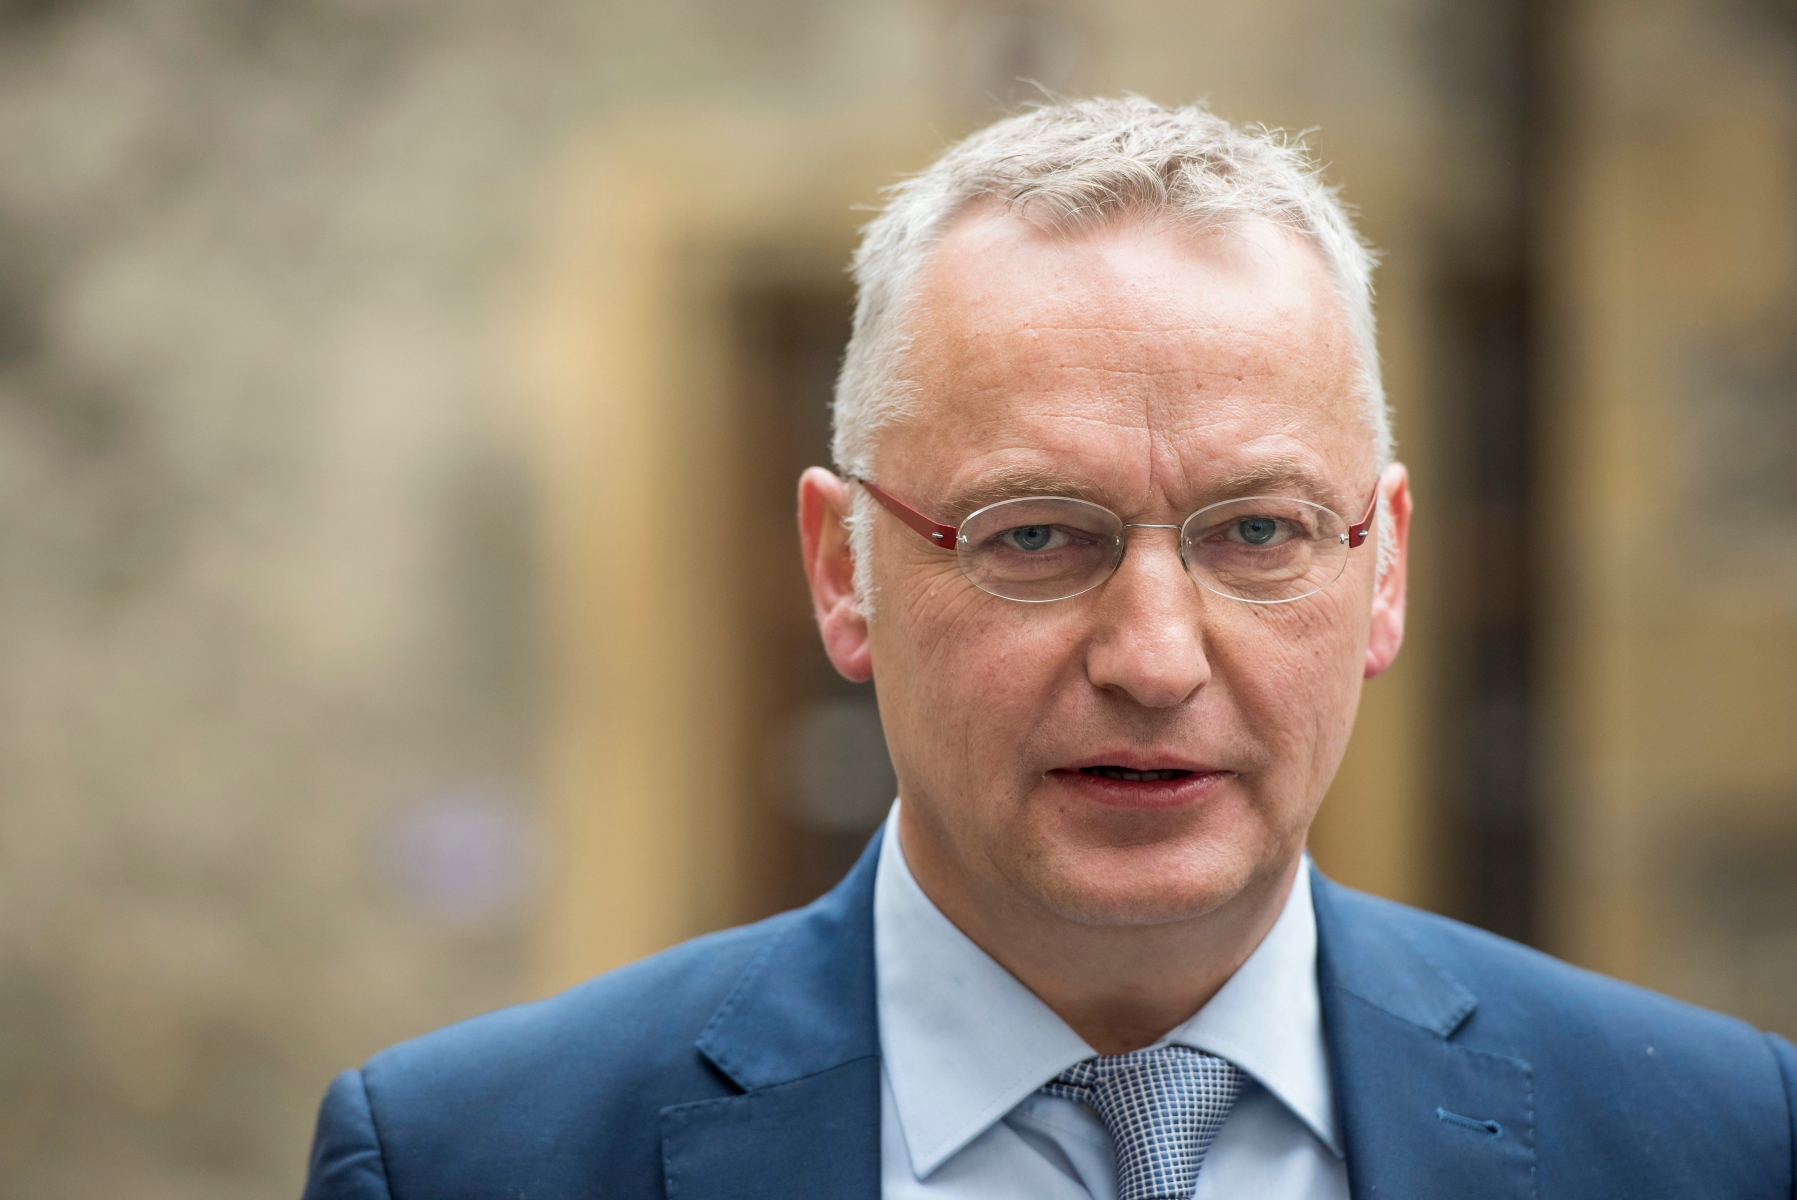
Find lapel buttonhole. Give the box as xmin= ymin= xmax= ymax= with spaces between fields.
xmin=1436 ymin=1107 xmax=1504 ymax=1137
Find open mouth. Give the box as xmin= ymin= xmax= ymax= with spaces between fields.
xmin=1079 ymin=766 xmax=1194 ymax=782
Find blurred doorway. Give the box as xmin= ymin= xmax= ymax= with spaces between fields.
xmin=1426 ymin=0 xmax=1548 ymax=948
xmin=729 ymin=265 xmax=896 ymax=917
xmin=1436 ymin=270 xmax=1537 ymax=945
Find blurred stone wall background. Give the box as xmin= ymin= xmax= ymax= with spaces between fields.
xmin=0 ymin=0 xmax=1793 ymax=1197
xmin=0 ymin=2 xmax=552 ymax=1195
xmin=1540 ymin=0 xmax=1797 ymax=1042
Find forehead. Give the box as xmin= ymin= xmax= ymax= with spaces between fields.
xmin=883 ymin=208 xmax=1371 ymax=512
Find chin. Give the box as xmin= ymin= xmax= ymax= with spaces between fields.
xmin=1018 ymin=838 xmax=1260 ymax=928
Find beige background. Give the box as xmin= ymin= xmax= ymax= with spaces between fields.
xmin=2 ymin=1 xmax=1794 ymax=1196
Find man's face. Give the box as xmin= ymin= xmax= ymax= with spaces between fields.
xmin=844 ymin=209 xmax=1400 ymax=928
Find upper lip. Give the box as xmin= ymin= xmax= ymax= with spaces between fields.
xmin=1054 ymin=751 xmax=1225 ymax=775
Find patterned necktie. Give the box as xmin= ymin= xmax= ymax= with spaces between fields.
xmin=1042 ymin=1046 xmax=1245 ymax=1200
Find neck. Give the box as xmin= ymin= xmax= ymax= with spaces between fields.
xmin=896 ymin=805 xmax=1303 ymax=1057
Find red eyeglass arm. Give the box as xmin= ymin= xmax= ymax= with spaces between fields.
xmin=850 ymin=477 xmax=959 ymax=547
xmin=1347 ymin=486 xmax=1379 ymax=548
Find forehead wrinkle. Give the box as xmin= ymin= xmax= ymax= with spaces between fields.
xmin=938 ymin=295 xmax=1311 ymax=400
xmin=941 ymin=464 xmax=1122 ymax=515
xmin=1214 ymin=457 xmax=1337 ymax=504
xmin=1021 ymin=362 xmax=1215 ymax=383
xmin=902 ymin=206 xmax=1372 ymax=520
xmin=936 ymin=417 xmax=1155 ymax=513
xmin=1140 ymin=339 xmax=1165 ymax=522
xmin=1002 ymin=318 xmax=1232 ymax=338
xmin=944 ymin=403 xmax=1149 ymax=444
xmin=1183 ymin=450 xmax=1346 ymax=510
xmin=1009 ymin=338 xmax=1297 ymax=384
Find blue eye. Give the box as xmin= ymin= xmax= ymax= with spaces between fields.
xmin=1232 ymin=517 xmax=1282 ymax=545
xmin=1008 ymin=525 xmax=1054 ymax=551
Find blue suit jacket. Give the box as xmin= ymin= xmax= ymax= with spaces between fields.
xmin=303 ymin=830 xmax=1797 ymax=1198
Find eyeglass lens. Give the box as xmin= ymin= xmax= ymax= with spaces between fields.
xmin=956 ymin=495 xmax=1353 ymax=604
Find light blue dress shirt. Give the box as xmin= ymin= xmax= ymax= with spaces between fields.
xmin=874 ymin=805 xmax=1350 ymax=1199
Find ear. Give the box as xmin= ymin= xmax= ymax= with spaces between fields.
xmin=798 ymin=467 xmax=874 ymax=682
xmin=1365 ymin=462 xmax=1412 ymax=679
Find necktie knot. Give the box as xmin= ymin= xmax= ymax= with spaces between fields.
xmin=1042 ymin=1046 xmax=1244 ymax=1200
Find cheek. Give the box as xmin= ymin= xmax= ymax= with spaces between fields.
xmin=1209 ymin=601 xmax=1367 ymax=776
xmin=872 ymin=567 xmax=1082 ymax=770
xmin=922 ymin=602 xmax=1075 ymax=729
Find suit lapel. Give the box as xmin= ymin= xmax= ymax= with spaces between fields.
xmin=1312 ymin=869 xmax=1537 ymax=1200
xmin=661 ymin=843 xmax=1540 ymax=1199
xmin=661 ymin=831 xmax=885 ymax=1200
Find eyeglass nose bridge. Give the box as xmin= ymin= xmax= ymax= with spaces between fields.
xmin=1116 ymin=521 xmax=1194 ymax=579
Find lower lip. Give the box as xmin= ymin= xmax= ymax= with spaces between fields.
xmin=1045 ymin=768 xmax=1233 ymax=810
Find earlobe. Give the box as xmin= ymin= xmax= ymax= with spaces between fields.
xmin=1364 ymin=463 xmax=1412 ymax=679
xmin=798 ymin=467 xmax=875 ymax=682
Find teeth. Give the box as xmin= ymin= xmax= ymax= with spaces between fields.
xmin=1081 ymin=766 xmax=1191 ymax=782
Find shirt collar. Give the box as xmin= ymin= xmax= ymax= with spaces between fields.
xmin=873 ymin=804 xmax=1341 ymax=1180
xmin=1158 ymin=856 xmax=1342 ymax=1155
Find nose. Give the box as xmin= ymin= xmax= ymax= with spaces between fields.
xmin=1083 ymin=526 xmax=1211 ymax=709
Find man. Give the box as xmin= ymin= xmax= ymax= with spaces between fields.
xmin=303 ymin=98 xmax=1796 ymax=1199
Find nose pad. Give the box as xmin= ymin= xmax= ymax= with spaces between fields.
xmin=1118 ymin=523 xmax=1190 ymax=584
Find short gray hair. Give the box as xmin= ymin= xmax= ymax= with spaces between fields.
xmin=832 ymin=97 xmax=1392 ymax=604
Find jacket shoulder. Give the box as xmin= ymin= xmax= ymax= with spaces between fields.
xmin=1317 ymin=876 xmax=1794 ymax=1196
xmin=371 ymin=909 xmax=794 ymax=1090
xmin=1324 ymin=882 xmax=1764 ymax=1052
xmin=343 ymin=910 xmax=801 ymax=1199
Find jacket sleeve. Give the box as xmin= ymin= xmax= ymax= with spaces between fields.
xmin=1770 ymin=1033 xmax=1797 ymax=1200
xmin=301 ymin=1069 xmax=395 ymax=1200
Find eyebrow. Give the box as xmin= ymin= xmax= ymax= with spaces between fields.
xmin=942 ymin=454 xmax=1346 ymax=519
xmin=942 ymin=467 xmax=1116 ymax=517
xmin=1205 ymin=457 xmax=1341 ymax=508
